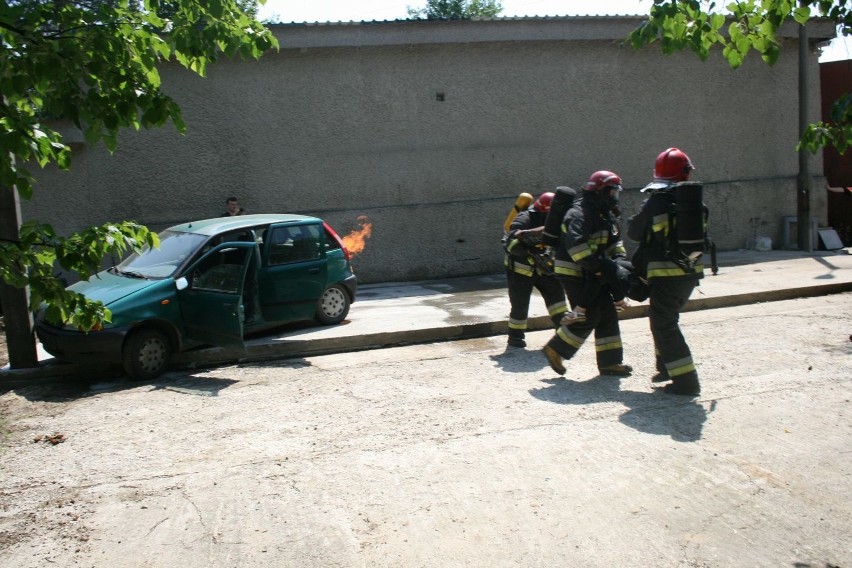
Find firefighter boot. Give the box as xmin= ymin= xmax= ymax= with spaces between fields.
xmin=507 ymin=329 xmax=526 ymax=348
xmin=543 ymin=346 xmax=566 ymax=375
xmin=663 ymin=373 xmax=701 ymax=396
xmin=598 ymin=363 xmax=633 ymax=376
xmin=651 ymin=371 xmax=670 ymax=383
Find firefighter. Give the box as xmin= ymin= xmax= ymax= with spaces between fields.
xmin=503 ymin=192 xmax=568 ymax=348
xmin=626 ymin=148 xmax=703 ymax=396
xmin=543 ymin=171 xmax=633 ymax=377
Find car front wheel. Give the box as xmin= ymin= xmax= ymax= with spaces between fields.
xmin=123 ymin=329 xmax=171 ymax=380
xmin=316 ymin=284 xmax=350 ymax=325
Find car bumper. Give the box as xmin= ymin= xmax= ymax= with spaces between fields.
xmin=342 ymin=274 xmax=358 ymax=302
xmin=35 ymin=320 xmax=128 ymax=365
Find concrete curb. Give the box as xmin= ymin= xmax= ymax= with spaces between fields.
xmin=121 ymin=278 xmax=852 ymax=366
xmin=682 ymin=281 xmax=852 ymax=312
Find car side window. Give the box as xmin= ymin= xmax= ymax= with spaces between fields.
xmin=268 ymin=224 xmax=322 ymax=265
xmin=196 ymin=230 xmax=255 ymax=258
xmin=190 ymin=247 xmax=249 ymax=294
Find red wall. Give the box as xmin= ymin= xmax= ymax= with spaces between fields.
xmin=820 ymin=59 xmax=852 ymax=246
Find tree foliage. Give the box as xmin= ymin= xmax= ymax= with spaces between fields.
xmin=0 ymin=221 xmax=159 ymax=329
xmin=628 ymin=0 xmax=851 ymax=154
xmin=0 ymin=0 xmax=278 ymax=331
xmin=406 ymin=0 xmax=503 ymax=20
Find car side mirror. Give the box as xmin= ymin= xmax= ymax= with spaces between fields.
xmin=175 ymin=277 xmax=189 ymax=291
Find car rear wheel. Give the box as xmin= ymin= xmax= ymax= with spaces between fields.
xmin=316 ymin=284 xmax=350 ymax=325
xmin=123 ymin=329 xmax=171 ymax=380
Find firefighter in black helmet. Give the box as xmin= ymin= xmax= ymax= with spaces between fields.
xmin=542 ymin=171 xmax=633 ymax=377
xmin=503 ymin=192 xmax=567 ymax=348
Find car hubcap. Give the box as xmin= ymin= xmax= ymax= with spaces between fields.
xmin=321 ymin=288 xmax=345 ymax=317
xmin=138 ymin=337 xmax=167 ymax=373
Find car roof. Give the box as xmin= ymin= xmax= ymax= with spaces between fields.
xmin=166 ymin=214 xmax=321 ymax=236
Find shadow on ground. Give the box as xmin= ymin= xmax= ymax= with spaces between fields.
xmin=530 ymin=375 xmax=709 ymax=442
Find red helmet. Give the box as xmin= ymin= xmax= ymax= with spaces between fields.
xmin=532 ymin=192 xmax=554 ymax=212
xmin=653 ymin=148 xmax=694 ymax=182
xmin=584 ymin=171 xmax=623 ymax=193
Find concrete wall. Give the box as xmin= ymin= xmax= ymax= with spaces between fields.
xmin=23 ymin=17 xmax=834 ymax=283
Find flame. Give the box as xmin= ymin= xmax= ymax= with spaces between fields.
xmin=341 ymin=215 xmax=373 ymax=257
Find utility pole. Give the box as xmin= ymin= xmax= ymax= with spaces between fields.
xmin=0 ymin=174 xmax=39 ymax=369
xmin=797 ymin=16 xmax=813 ymax=252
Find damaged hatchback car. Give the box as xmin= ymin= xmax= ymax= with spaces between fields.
xmin=35 ymin=214 xmax=357 ymax=380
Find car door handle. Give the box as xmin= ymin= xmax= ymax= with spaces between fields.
xmin=308 ymin=267 xmax=320 ymax=274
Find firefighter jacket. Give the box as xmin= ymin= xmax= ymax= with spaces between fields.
xmin=554 ymin=196 xmax=627 ymax=281
xmin=504 ymin=208 xmax=551 ymax=277
xmin=627 ymin=186 xmax=705 ymax=281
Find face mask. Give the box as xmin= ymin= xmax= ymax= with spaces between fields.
xmin=601 ymin=187 xmax=620 ymax=212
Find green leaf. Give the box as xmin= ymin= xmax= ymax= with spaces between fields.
xmin=792 ymin=6 xmax=811 ymax=25
xmin=721 ymin=41 xmax=743 ymax=68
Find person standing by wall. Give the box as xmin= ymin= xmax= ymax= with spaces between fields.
xmin=221 ymin=196 xmax=246 ymax=217
xmin=627 ymin=148 xmax=704 ymax=396
xmin=542 ymin=170 xmax=633 ymax=377
xmin=503 ymin=192 xmax=567 ymax=348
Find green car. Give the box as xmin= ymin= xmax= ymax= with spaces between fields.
xmin=35 ymin=214 xmax=357 ymax=380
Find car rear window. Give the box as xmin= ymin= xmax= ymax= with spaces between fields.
xmin=324 ymin=228 xmax=342 ymax=251
xmin=268 ymin=224 xmax=322 ymax=265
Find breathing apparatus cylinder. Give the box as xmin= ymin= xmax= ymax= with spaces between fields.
xmin=673 ymin=182 xmax=705 ymax=261
xmin=541 ymin=186 xmax=578 ymax=247
xmin=503 ymin=193 xmax=534 ymax=233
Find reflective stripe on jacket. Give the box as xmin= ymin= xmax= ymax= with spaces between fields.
xmin=504 ymin=209 xmax=549 ymax=278
xmin=555 ymin=197 xmax=626 ymax=279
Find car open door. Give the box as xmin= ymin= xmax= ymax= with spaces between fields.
xmin=260 ymin=221 xmax=328 ymax=322
xmin=176 ymin=242 xmax=255 ymax=350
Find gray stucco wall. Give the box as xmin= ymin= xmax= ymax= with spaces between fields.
xmin=23 ymin=17 xmax=834 ymax=284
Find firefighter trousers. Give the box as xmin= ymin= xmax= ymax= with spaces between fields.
xmin=545 ymin=278 xmax=624 ymax=369
xmin=506 ymin=269 xmax=566 ymax=340
xmin=648 ymin=278 xmax=699 ymax=379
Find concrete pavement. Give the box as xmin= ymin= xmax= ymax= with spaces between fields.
xmin=2 ymin=248 xmax=851 ymax=383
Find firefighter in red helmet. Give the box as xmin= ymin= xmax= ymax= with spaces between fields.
xmin=542 ymin=171 xmax=633 ymax=377
xmin=503 ymin=191 xmax=567 ymax=348
xmin=532 ymin=192 xmax=553 ymax=212
xmin=627 ymin=148 xmax=704 ymax=396
xmin=654 ymin=147 xmax=694 ymax=181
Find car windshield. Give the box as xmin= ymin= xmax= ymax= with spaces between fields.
xmin=114 ymin=230 xmax=208 ymax=279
